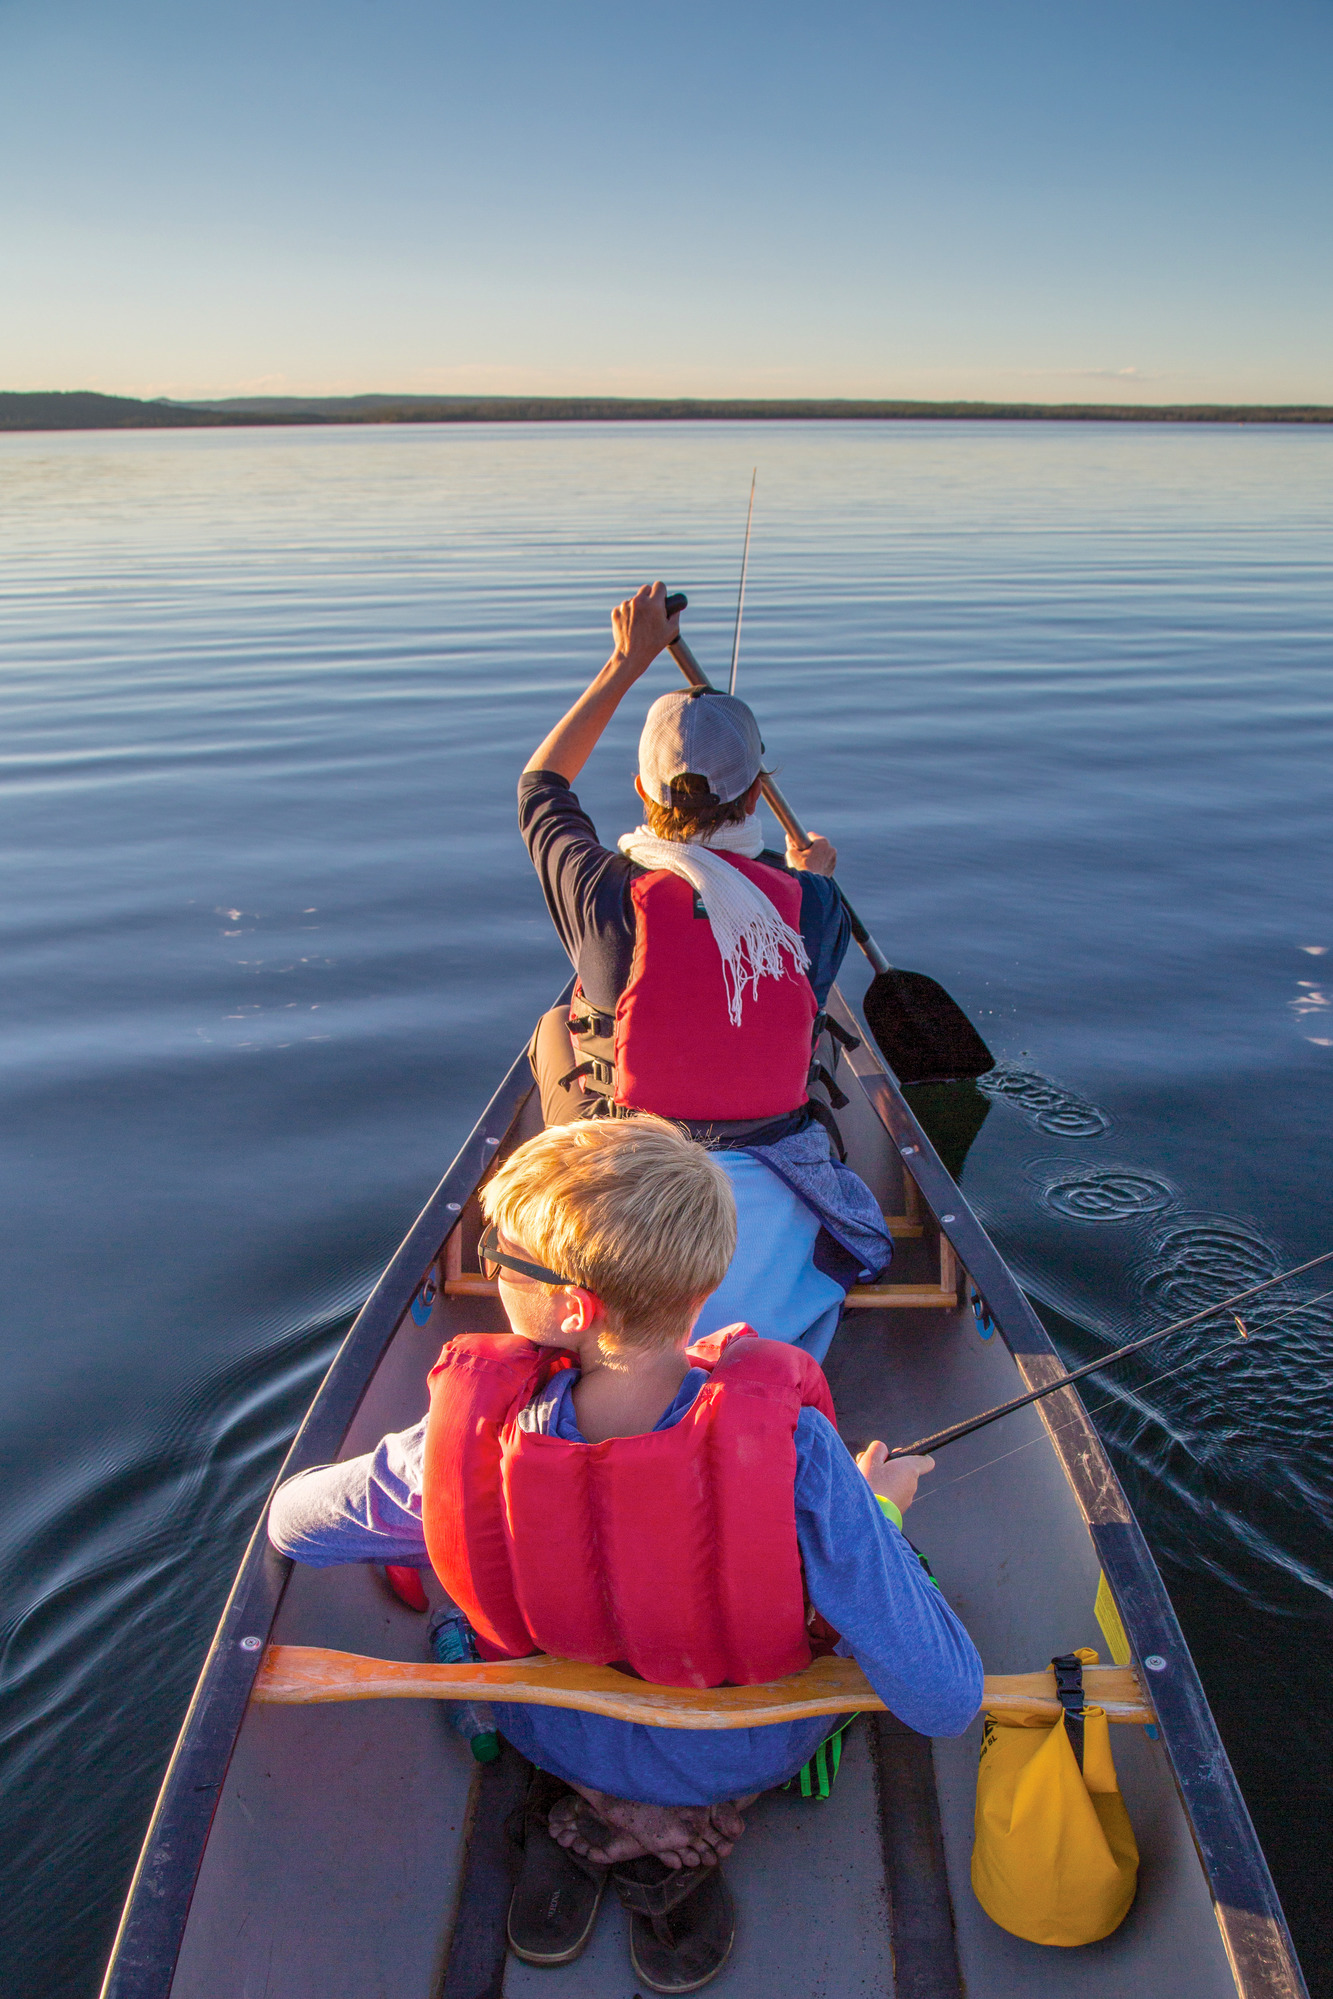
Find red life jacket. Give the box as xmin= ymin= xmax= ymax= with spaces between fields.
xmin=420 ymin=1325 xmax=836 ymax=1688
xmin=571 ymin=854 xmax=818 ymax=1122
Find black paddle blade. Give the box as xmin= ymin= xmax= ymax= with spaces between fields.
xmin=862 ymin=968 xmax=995 ymax=1087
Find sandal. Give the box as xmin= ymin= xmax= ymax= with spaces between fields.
xmin=505 ymin=1772 xmax=609 ymax=1966
xmin=613 ymin=1854 xmax=736 ymax=1994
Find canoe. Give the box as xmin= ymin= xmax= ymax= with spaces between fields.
xmin=100 ymin=984 xmax=1306 ymax=1999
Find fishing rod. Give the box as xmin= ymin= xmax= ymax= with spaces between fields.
xmin=911 ymin=1283 xmax=1333 ymax=1512
xmin=728 ymin=469 xmax=757 ymax=697
xmin=885 ymin=1247 xmax=1333 ymax=1461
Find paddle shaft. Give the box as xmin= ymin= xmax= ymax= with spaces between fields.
xmin=887 ymin=1246 xmax=1333 ymax=1460
xmin=667 ymin=632 xmax=892 ymax=976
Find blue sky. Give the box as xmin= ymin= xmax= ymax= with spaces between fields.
xmin=2 ymin=0 xmax=1331 ymax=401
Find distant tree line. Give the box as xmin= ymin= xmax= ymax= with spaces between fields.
xmin=3 ymin=389 xmax=1332 ymax=432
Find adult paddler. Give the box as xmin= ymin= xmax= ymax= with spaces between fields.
xmin=519 ymin=580 xmax=892 ymax=1360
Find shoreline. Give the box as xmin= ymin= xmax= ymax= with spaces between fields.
xmin=4 ymin=389 xmax=1333 ymax=432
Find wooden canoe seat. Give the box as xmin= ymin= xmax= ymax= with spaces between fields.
xmin=439 ymin=1183 xmax=962 ymax=1312
xmin=252 ymin=1646 xmax=1153 ymax=1728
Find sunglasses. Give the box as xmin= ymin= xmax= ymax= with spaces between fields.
xmin=478 ymin=1222 xmax=571 ymax=1289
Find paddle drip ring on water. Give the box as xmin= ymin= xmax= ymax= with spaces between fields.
xmin=979 ymin=1065 xmax=1112 ymax=1138
xmin=1138 ymin=1221 xmax=1281 ymax=1319
xmin=1038 ymin=1166 xmax=1176 ymax=1224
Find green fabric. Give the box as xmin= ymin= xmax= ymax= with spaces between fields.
xmin=875 ymin=1493 xmax=903 ymax=1529
xmin=785 ymin=1717 xmax=856 ymax=1800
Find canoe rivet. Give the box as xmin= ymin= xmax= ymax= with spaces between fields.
xmin=900 ymin=1144 xmax=918 ymax=1156
xmin=485 ymin=1137 xmax=500 ymax=1147
xmin=1143 ymin=1654 xmax=1167 ymax=1672
xmin=239 ymin=1636 xmax=263 ymax=1652
xmin=446 ymin=1201 xmax=461 ymax=1212
xmin=941 ymin=1214 xmax=956 ymax=1223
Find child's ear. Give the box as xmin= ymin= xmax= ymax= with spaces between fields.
xmin=559 ymin=1286 xmax=601 ymax=1336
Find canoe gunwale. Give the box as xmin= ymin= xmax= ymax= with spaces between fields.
xmin=828 ymin=986 xmax=1308 ymax=1999
xmin=98 ymin=1039 xmax=541 ymax=1999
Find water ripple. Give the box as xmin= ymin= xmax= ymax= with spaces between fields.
xmin=978 ymin=1062 xmax=1112 ymax=1137
xmin=1036 ymin=1162 xmax=1177 ymax=1224
xmin=1136 ymin=1216 xmax=1283 ymax=1318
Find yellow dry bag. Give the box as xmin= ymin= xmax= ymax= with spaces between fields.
xmin=971 ymin=1648 xmax=1138 ymax=1946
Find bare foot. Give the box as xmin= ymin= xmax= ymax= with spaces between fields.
xmin=549 ymin=1786 xmax=753 ymax=1871
xmin=547 ymin=1792 xmax=651 ymax=1865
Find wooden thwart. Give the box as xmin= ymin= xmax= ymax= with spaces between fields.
xmin=844 ymin=1283 xmax=957 ymax=1309
xmin=444 ymin=1274 xmax=957 ymax=1307
xmin=252 ymin=1646 xmax=1153 ymax=1728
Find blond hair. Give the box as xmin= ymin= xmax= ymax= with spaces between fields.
xmin=479 ymin=1116 xmax=736 ymax=1351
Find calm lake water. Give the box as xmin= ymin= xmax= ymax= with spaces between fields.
xmin=1 ymin=421 xmax=1330 ymax=1997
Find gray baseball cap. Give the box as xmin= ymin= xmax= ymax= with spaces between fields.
xmin=637 ymin=687 xmax=770 ymax=806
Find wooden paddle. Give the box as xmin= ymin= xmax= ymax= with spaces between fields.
xmin=662 ymin=594 xmax=993 ymax=1086
xmin=252 ymin=1645 xmax=1152 ymax=1726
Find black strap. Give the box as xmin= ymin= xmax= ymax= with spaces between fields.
xmin=807 ymin=1095 xmax=848 ymax=1162
xmin=568 ymin=1010 xmax=614 ymax=1042
xmin=815 ymin=1013 xmax=861 ymax=1055
xmin=679 ymin=1103 xmax=815 ymax=1149
xmin=557 ymin=1061 xmax=594 ymax=1091
xmin=809 ymin=1061 xmax=850 ymax=1111
xmin=1051 ymin=1653 xmax=1086 ymax=1768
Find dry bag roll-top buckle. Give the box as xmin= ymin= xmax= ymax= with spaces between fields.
xmin=1051 ymin=1652 xmax=1087 ymax=1768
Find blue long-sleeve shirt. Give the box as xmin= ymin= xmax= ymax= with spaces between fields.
xmin=269 ymin=1368 xmax=983 ymax=1805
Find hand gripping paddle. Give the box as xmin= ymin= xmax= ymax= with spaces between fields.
xmin=662 ymin=592 xmax=994 ymax=1087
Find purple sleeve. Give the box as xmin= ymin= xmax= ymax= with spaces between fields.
xmin=793 ymin=1407 xmax=985 ymax=1737
xmin=267 ymin=1420 xmax=430 ymax=1567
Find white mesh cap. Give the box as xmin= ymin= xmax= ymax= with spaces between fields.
xmin=637 ymin=687 xmax=769 ymax=806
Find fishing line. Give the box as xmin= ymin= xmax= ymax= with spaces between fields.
xmin=886 ymin=1246 xmax=1333 ymax=1461
xmin=908 ymin=1337 xmax=1248 ymax=1509
xmin=907 ymin=1286 xmax=1333 ymax=1509
xmin=728 ymin=469 xmax=757 ymax=697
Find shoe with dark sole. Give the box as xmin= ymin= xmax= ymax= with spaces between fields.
xmin=613 ymin=1855 xmax=736 ymax=1994
xmin=506 ymin=1775 xmax=610 ymax=1966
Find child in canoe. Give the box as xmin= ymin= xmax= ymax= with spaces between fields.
xmin=269 ymin=1116 xmax=982 ymax=1995
xmin=520 ymin=580 xmax=894 ymax=1362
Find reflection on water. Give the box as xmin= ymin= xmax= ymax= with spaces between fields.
xmin=1 ymin=421 xmax=1331 ymax=1996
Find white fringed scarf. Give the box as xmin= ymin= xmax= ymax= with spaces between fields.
xmin=618 ymin=814 xmax=809 ymax=1026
